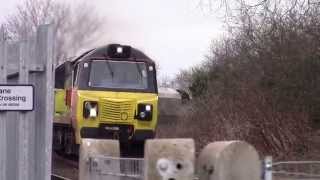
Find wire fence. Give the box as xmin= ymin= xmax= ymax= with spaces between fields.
xmin=88 ymin=155 xmax=145 ymax=180
xmin=264 ymin=156 xmax=320 ymax=180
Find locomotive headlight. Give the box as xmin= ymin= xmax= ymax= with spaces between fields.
xmin=145 ymin=105 xmax=151 ymax=111
xmin=107 ymin=44 xmax=131 ymax=58
xmin=116 ymin=46 xmax=123 ymax=54
xmin=137 ymin=104 xmax=153 ymax=121
xmin=83 ymin=101 xmax=98 ymax=119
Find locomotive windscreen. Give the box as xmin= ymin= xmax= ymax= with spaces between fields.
xmin=88 ymin=60 xmax=148 ymax=90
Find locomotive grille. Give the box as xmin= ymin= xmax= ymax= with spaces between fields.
xmin=100 ymin=99 xmax=134 ymax=122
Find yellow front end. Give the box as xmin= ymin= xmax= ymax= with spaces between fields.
xmin=73 ymin=90 xmax=158 ymax=144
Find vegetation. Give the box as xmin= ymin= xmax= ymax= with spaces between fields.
xmin=3 ymin=0 xmax=105 ymax=62
xmin=173 ymin=0 xmax=320 ymax=158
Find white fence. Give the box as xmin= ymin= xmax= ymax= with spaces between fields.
xmin=0 ymin=24 xmax=55 ymax=180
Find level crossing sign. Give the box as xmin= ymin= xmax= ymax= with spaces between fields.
xmin=0 ymin=85 xmax=34 ymax=111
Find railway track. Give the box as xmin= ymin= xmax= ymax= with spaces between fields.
xmin=52 ymin=152 xmax=78 ymax=180
xmin=53 ymin=152 xmax=78 ymax=168
xmin=51 ymin=173 xmax=72 ymax=180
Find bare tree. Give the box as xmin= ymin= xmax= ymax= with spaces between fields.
xmin=4 ymin=0 xmax=105 ymax=63
xmin=197 ymin=0 xmax=316 ymax=28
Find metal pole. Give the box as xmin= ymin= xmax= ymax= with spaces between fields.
xmin=18 ymin=40 xmax=31 ymax=180
xmin=264 ymin=156 xmax=273 ymax=180
xmin=43 ymin=24 xmax=55 ymax=180
xmin=0 ymin=26 xmax=7 ymax=180
xmin=34 ymin=24 xmax=55 ymax=180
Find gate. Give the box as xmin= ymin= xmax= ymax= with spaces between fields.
xmin=0 ymin=24 xmax=55 ymax=180
xmin=264 ymin=156 xmax=320 ymax=180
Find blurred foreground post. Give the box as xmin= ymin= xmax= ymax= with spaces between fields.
xmin=78 ymin=140 xmax=262 ymax=180
xmin=144 ymin=139 xmax=195 ymax=180
xmin=79 ymin=139 xmax=120 ymax=180
xmin=197 ymin=141 xmax=261 ymax=180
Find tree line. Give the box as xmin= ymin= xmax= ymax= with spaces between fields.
xmin=175 ymin=0 xmax=320 ymax=158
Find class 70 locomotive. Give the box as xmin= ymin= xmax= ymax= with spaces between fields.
xmin=53 ymin=44 xmax=158 ymax=155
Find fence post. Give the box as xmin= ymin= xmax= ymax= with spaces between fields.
xmin=264 ymin=156 xmax=273 ymax=180
xmin=144 ymin=139 xmax=195 ymax=180
xmin=33 ymin=24 xmax=55 ymax=180
xmin=0 ymin=26 xmax=7 ymax=180
xmin=197 ymin=141 xmax=261 ymax=180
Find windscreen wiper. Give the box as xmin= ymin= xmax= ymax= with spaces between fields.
xmin=135 ymin=62 xmax=143 ymax=78
xmin=105 ymin=61 xmax=114 ymax=80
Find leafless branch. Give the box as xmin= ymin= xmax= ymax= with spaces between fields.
xmin=4 ymin=0 xmax=106 ymax=63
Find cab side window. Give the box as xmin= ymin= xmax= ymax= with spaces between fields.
xmin=55 ymin=65 xmax=66 ymax=89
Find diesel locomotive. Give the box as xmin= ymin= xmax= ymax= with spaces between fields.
xmin=53 ymin=44 xmax=158 ymax=155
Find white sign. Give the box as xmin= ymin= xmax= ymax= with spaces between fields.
xmin=0 ymin=85 xmax=34 ymax=111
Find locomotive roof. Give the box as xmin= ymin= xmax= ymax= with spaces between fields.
xmin=71 ymin=44 xmax=155 ymax=65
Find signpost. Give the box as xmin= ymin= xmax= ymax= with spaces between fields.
xmin=0 ymin=85 xmax=34 ymax=111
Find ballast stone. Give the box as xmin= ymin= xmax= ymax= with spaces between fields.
xmin=79 ymin=139 xmax=120 ymax=180
xmin=144 ymin=138 xmax=195 ymax=180
xmin=197 ymin=141 xmax=261 ymax=180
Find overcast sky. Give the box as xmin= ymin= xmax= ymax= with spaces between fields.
xmin=0 ymin=0 xmax=225 ymax=79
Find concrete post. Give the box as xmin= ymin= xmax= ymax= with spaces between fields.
xmin=79 ymin=139 xmax=120 ymax=180
xmin=144 ymin=138 xmax=195 ymax=180
xmin=197 ymin=141 xmax=261 ymax=180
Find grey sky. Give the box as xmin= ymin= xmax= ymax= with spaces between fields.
xmin=0 ymin=0 xmax=224 ymax=79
